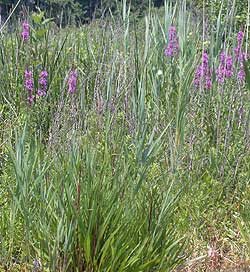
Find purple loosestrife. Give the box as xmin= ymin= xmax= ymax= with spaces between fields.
xmin=68 ymin=69 xmax=78 ymax=94
xmin=234 ymin=30 xmax=248 ymax=84
xmin=216 ymin=51 xmax=233 ymax=84
xmin=37 ymin=70 xmax=48 ymax=97
xmin=25 ymin=69 xmax=34 ymax=105
xmin=194 ymin=52 xmax=213 ymax=90
xmin=22 ymin=20 xmax=30 ymax=42
xmin=164 ymin=25 xmax=179 ymax=57
xmin=238 ymin=64 xmax=246 ymax=83
xmin=225 ymin=55 xmax=233 ymax=78
xmin=234 ymin=30 xmax=244 ymax=61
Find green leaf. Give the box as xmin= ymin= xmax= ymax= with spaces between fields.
xmin=36 ymin=29 xmax=47 ymax=39
xmin=32 ymin=12 xmax=44 ymax=25
xmin=42 ymin=18 xmax=54 ymax=25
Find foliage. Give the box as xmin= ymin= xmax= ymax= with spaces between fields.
xmin=189 ymin=0 xmax=249 ymax=25
xmin=1 ymin=0 xmax=250 ymax=271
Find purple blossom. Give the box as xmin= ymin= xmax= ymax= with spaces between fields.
xmin=216 ymin=52 xmax=233 ymax=84
xmin=202 ymin=52 xmax=209 ymax=66
xmin=25 ymin=69 xmax=34 ymax=104
xmin=216 ymin=67 xmax=225 ymax=84
xmin=220 ymin=51 xmax=226 ymax=65
xmin=25 ymin=79 xmax=33 ymax=91
xmin=37 ymin=69 xmax=48 ymax=97
xmin=164 ymin=25 xmax=179 ymax=57
xmin=225 ymin=56 xmax=233 ymax=78
xmin=194 ymin=52 xmax=213 ymax=90
xmin=68 ymin=69 xmax=78 ymax=94
xmin=237 ymin=31 xmax=244 ymax=46
xmin=21 ymin=20 xmax=29 ymax=42
xmin=238 ymin=64 xmax=246 ymax=83
xmin=37 ymin=89 xmax=46 ymax=97
xmin=205 ymin=75 xmax=212 ymax=90
xmin=28 ymin=95 xmax=35 ymax=104
xmin=41 ymin=70 xmax=48 ymax=78
xmin=233 ymin=30 xmax=248 ymax=84
xmin=194 ymin=64 xmax=203 ymax=87
xmin=234 ymin=30 xmax=245 ymax=61
xmin=39 ymin=78 xmax=47 ymax=87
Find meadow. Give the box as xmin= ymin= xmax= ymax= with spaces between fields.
xmin=1 ymin=0 xmax=250 ymax=271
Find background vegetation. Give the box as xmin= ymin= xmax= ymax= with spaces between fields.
xmin=0 ymin=0 xmax=250 ymax=271
xmin=0 ymin=0 xmax=249 ymax=25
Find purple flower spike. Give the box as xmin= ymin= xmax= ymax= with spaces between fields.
xmin=238 ymin=64 xmax=246 ymax=83
xmin=28 ymin=95 xmax=35 ymax=105
xmin=41 ymin=70 xmax=48 ymax=78
xmin=194 ymin=64 xmax=203 ymax=87
xmin=37 ymin=89 xmax=46 ymax=97
xmin=220 ymin=51 xmax=226 ymax=64
xmin=194 ymin=52 xmax=213 ymax=90
xmin=22 ymin=20 xmax=30 ymax=42
xmin=234 ymin=30 xmax=245 ymax=61
xmin=68 ymin=69 xmax=78 ymax=94
xmin=216 ymin=51 xmax=233 ymax=84
xmin=164 ymin=25 xmax=179 ymax=57
xmin=237 ymin=31 xmax=244 ymax=46
xmin=202 ymin=52 xmax=209 ymax=66
xmin=233 ymin=30 xmax=248 ymax=84
xmin=25 ymin=68 xmax=34 ymax=105
xmin=37 ymin=69 xmax=48 ymax=98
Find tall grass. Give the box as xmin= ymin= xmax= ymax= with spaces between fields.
xmin=1 ymin=0 xmax=250 ymax=271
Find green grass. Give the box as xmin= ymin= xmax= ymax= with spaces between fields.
xmin=1 ymin=0 xmax=250 ymax=271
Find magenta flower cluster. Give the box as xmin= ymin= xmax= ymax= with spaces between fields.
xmin=68 ymin=69 xmax=78 ymax=94
xmin=234 ymin=31 xmax=247 ymax=83
xmin=38 ymin=70 xmax=48 ymax=97
xmin=22 ymin=20 xmax=30 ymax=42
xmin=216 ymin=52 xmax=233 ymax=84
xmin=194 ymin=30 xmax=248 ymax=89
xmin=194 ymin=52 xmax=213 ymax=90
xmin=164 ymin=25 xmax=179 ymax=57
xmin=234 ymin=31 xmax=244 ymax=61
xmin=25 ymin=69 xmax=35 ymax=105
xmin=24 ymin=68 xmax=49 ymax=105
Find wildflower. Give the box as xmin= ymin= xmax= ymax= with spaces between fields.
xmin=238 ymin=64 xmax=246 ymax=83
xmin=194 ymin=52 xmax=213 ymax=90
xmin=225 ymin=56 xmax=233 ymax=78
xmin=220 ymin=51 xmax=226 ymax=65
xmin=234 ymin=30 xmax=248 ymax=83
xmin=234 ymin=30 xmax=245 ymax=62
xmin=37 ymin=69 xmax=48 ymax=97
xmin=237 ymin=31 xmax=244 ymax=47
xmin=194 ymin=64 xmax=203 ymax=87
xmin=21 ymin=20 xmax=29 ymax=42
xmin=68 ymin=69 xmax=78 ymax=94
xmin=164 ymin=25 xmax=179 ymax=57
xmin=216 ymin=51 xmax=233 ymax=84
xmin=28 ymin=95 xmax=35 ymax=104
xmin=205 ymin=74 xmax=212 ymax=90
xmin=25 ymin=68 xmax=34 ymax=105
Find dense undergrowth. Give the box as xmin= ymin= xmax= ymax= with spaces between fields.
xmin=1 ymin=0 xmax=250 ymax=271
